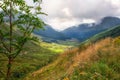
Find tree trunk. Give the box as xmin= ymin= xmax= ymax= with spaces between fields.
xmin=6 ymin=1 xmax=13 ymax=80
xmin=6 ymin=58 xmax=12 ymax=80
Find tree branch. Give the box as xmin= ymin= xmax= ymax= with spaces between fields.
xmin=13 ymin=24 xmax=30 ymax=58
xmin=0 ymin=32 xmax=10 ymax=53
xmin=9 ymin=1 xmax=13 ymax=53
xmin=13 ymin=25 xmax=35 ymax=58
xmin=0 ymin=3 xmax=9 ymax=16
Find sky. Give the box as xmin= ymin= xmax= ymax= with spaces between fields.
xmin=26 ymin=0 xmax=120 ymax=31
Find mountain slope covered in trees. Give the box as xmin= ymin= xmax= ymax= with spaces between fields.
xmin=82 ymin=25 xmax=120 ymax=45
xmin=34 ymin=16 xmax=120 ymax=42
xmin=34 ymin=25 xmax=68 ymax=42
xmin=62 ymin=16 xmax=120 ymax=41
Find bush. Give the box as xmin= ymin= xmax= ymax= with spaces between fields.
xmin=114 ymin=36 xmax=120 ymax=46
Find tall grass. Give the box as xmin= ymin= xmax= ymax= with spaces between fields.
xmin=70 ymin=38 xmax=120 ymax=80
xmin=25 ymin=37 xmax=120 ymax=80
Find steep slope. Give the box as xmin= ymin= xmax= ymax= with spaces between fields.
xmin=83 ymin=25 xmax=120 ymax=45
xmin=25 ymin=37 xmax=120 ymax=80
xmin=62 ymin=16 xmax=120 ymax=41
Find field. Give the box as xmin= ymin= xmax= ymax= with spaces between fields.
xmin=40 ymin=42 xmax=68 ymax=53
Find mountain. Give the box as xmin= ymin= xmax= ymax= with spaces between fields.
xmin=34 ymin=25 xmax=68 ymax=42
xmin=34 ymin=16 xmax=120 ymax=43
xmin=62 ymin=16 xmax=120 ymax=42
xmin=83 ymin=25 xmax=120 ymax=45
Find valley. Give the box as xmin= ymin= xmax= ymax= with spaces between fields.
xmin=24 ymin=25 xmax=120 ymax=80
xmin=1 ymin=17 xmax=120 ymax=80
xmin=0 ymin=0 xmax=120 ymax=80
xmin=23 ymin=38 xmax=120 ymax=80
xmin=25 ymin=26 xmax=120 ymax=80
xmin=34 ymin=16 xmax=120 ymax=44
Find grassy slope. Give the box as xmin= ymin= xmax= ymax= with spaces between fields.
xmin=0 ymin=23 xmax=68 ymax=79
xmin=24 ymin=25 xmax=120 ymax=80
xmin=40 ymin=42 xmax=68 ymax=53
xmin=82 ymin=25 xmax=120 ymax=45
xmin=0 ymin=39 xmax=68 ymax=80
xmin=25 ymin=37 xmax=120 ymax=80
xmin=57 ymin=40 xmax=80 ymax=46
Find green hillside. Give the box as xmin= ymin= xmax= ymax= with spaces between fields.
xmin=0 ymin=23 xmax=69 ymax=80
xmin=83 ymin=25 xmax=120 ymax=45
xmin=24 ymin=37 xmax=120 ymax=80
xmin=0 ymin=39 xmax=68 ymax=80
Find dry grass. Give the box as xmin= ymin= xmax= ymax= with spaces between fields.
xmin=24 ymin=37 xmax=120 ymax=80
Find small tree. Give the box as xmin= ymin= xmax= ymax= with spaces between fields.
xmin=0 ymin=0 xmax=45 ymax=80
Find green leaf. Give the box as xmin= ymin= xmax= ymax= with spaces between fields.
xmin=36 ymin=12 xmax=48 ymax=15
xmin=33 ymin=0 xmax=39 ymax=2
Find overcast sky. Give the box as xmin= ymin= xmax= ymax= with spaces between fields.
xmin=27 ymin=0 xmax=120 ymax=31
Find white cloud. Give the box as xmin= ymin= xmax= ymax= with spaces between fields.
xmin=106 ymin=0 xmax=120 ymax=7
xmin=62 ymin=8 xmax=72 ymax=17
xmin=82 ymin=19 xmax=95 ymax=23
xmin=47 ymin=17 xmax=80 ymax=31
xmin=37 ymin=0 xmax=120 ymax=30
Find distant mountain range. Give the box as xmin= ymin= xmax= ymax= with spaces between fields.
xmin=34 ymin=25 xmax=68 ymax=42
xmin=62 ymin=16 xmax=120 ymax=41
xmin=34 ymin=16 xmax=120 ymax=42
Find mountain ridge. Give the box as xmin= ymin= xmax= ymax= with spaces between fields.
xmin=34 ymin=16 xmax=120 ymax=43
xmin=62 ymin=16 xmax=120 ymax=41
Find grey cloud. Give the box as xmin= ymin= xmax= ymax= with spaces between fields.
xmin=40 ymin=0 xmax=120 ymax=30
xmin=66 ymin=0 xmax=119 ymax=20
xmin=42 ymin=0 xmax=120 ymax=20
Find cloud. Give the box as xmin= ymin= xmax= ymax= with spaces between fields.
xmin=62 ymin=8 xmax=72 ymax=17
xmin=47 ymin=17 xmax=80 ymax=30
xmin=40 ymin=0 xmax=120 ymax=30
